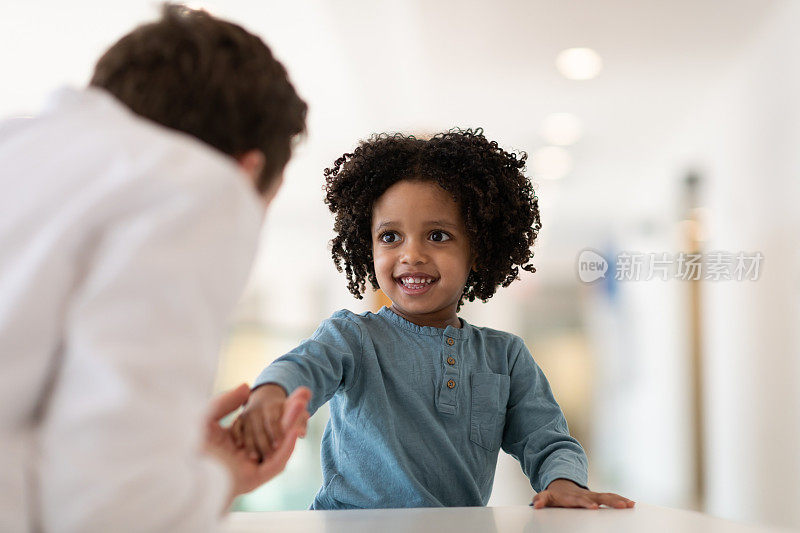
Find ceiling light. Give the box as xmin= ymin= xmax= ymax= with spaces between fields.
xmin=555 ymin=48 xmax=603 ymax=80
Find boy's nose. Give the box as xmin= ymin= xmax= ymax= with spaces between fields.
xmin=399 ymin=240 xmax=427 ymax=264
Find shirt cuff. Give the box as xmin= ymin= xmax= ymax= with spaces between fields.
xmin=537 ymin=455 xmax=589 ymax=492
xmin=539 ymin=472 xmax=589 ymax=492
xmin=252 ymin=363 xmax=308 ymax=397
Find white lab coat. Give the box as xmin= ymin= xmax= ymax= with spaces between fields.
xmin=0 ymin=87 xmax=263 ymax=532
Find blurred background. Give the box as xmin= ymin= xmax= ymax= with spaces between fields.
xmin=3 ymin=0 xmax=798 ymax=529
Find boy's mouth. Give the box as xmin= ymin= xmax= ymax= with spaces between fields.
xmin=394 ymin=274 xmax=438 ymax=295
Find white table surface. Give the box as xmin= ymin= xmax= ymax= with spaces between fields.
xmin=224 ymin=504 xmax=794 ymax=533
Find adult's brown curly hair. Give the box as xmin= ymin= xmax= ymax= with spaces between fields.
xmin=324 ymin=128 xmax=541 ymax=307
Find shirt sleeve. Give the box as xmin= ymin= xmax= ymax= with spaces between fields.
xmin=252 ymin=314 xmax=363 ymax=416
xmin=501 ymin=340 xmax=590 ymax=493
xmin=38 ymin=166 xmax=261 ymax=533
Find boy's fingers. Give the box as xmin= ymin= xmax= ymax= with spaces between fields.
xmin=250 ymin=414 xmax=273 ymax=458
xmin=581 ymin=497 xmax=600 ymax=509
xmin=242 ymin=420 xmax=261 ymax=462
xmin=532 ymin=491 xmax=550 ymax=508
xmin=263 ymin=411 xmax=282 ymax=451
xmin=231 ymin=418 xmax=243 ymax=448
xmin=595 ymin=492 xmax=633 ymax=508
xmin=555 ymin=493 xmax=582 ymax=508
xmin=597 ymin=493 xmax=623 ymax=508
xmin=533 ymin=489 xmax=635 ymax=510
xmin=571 ymin=494 xmax=594 ymax=508
xmin=585 ymin=495 xmax=602 ymax=509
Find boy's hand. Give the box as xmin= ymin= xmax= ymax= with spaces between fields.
xmin=203 ymin=383 xmax=310 ymax=506
xmin=532 ymin=478 xmax=636 ymax=510
xmin=231 ymin=384 xmax=311 ymax=461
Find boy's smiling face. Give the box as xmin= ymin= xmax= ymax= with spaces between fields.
xmin=371 ymin=179 xmax=473 ymax=329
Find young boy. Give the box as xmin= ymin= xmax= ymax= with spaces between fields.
xmin=233 ymin=131 xmax=635 ymax=511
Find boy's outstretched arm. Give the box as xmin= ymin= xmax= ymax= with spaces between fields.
xmin=233 ymin=313 xmax=363 ymax=461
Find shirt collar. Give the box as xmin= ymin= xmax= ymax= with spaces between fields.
xmin=377 ymin=306 xmax=468 ymax=338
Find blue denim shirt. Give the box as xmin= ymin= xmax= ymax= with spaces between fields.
xmin=254 ymin=307 xmax=588 ymax=509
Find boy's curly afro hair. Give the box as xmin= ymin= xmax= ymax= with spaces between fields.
xmin=323 ymin=128 xmax=541 ymax=307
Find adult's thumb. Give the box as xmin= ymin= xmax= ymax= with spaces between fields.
xmin=207 ymin=383 xmax=250 ymax=422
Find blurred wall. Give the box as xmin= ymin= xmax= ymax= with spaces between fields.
xmin=638 ymin=1 xmax=800 ymax=528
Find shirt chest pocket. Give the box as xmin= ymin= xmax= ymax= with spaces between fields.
xmin=469 ymin=372 xmax=511 ymax=451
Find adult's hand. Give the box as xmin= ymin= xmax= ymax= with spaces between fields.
xmin=203 ymin=383 xmax=312 ymax=509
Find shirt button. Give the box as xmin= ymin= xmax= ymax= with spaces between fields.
xmin=447 ymin=356 xmax=456 ymax=365
xmin=446 ymin=337 xmax=455 ymax=346
xmin=447 ymin=379 xmax=456 ymax=389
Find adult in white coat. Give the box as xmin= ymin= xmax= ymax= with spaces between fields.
xmin=0 ymin=6 xmax=309 ymax=532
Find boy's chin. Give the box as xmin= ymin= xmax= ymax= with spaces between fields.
xmin=390 ymin=300 xmax=448 ymax=317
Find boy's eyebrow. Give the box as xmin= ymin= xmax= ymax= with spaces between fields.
xmin=425 ymin=220 xmax=459 ymax=229
xmin=374 ymin=220 xmax=395 ymax=232
xmin=374 ymin=220 xmax=460 ymax=231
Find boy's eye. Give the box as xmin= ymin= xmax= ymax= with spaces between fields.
xmin=380 ymin=232 xmax=399 ymax=243
xmin=430 ymin=231 xmax=451 ymax=242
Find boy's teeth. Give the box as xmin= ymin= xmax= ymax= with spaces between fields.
xmin=402 ymin=277 xmax=432 ymax=285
